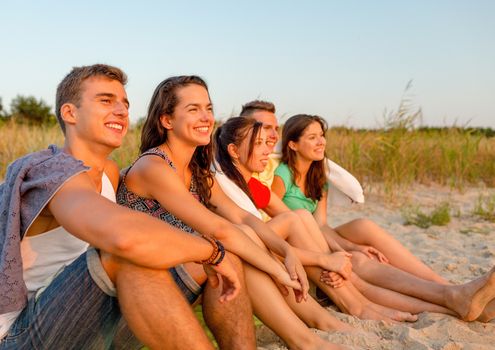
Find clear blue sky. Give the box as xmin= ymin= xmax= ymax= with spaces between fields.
xmin=1 ymin=0 xmax=494 ymax=128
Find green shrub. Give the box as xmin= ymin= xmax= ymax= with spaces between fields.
xmin=472 ymin=195 xmax=495 ymax=222
xmin=402 ymin=202 xmax=451 ymax=228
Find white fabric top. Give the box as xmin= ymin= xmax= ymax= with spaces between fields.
xmin=0 ymin=173 xmax=115 ymax=340
xmin=213 ymin=167 xmax=262 ymax=219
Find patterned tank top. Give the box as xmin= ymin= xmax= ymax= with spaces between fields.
xmin=116 ymin=147 xmax=203 ymax=234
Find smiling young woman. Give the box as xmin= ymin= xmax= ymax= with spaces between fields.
xmin=116 ymin=76 xmax=350 ymax=349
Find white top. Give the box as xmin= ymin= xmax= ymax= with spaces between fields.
xmin=0 ymin=173 xmax=115 ymax=340
xmin=213 ymin=166 xmax=262 ymax=219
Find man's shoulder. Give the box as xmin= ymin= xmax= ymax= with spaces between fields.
xmin=9 ymin=145 xmax=86 ymax=175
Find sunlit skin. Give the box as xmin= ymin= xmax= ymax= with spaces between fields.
xmin=228 ymin=128 xmax=357 ymax=336
xmin=244 ymin=109 xmax=495 ymax=323
xmin=62 ymin=77 xmax=130 ymax=157
xmin=27 ymin=77 xmax=131 ymax=238
xmin=288 ymin=121 xmax=327 ymax=173
xmin=249 ymin=110 xmax=279 ymax=152
xmin=18 ymin=72 xmax=247 ymax=350
xmin=234 ymin=128 xmax=271 ymax=177
xmin=161 ymin=84 xmax=215 ymax=151
xmin=272 ymin=116 xmax=495 ymax=323
xmin=125 ymin=82 xmax=340 ymax=348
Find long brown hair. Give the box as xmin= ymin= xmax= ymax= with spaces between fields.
xmin=214 ymin=117 xmax=263 ymax=201
xmin=281 ymin=114 xmax=328 ymax=201
xmin=140 ymin=75 xmax=214 ymax=207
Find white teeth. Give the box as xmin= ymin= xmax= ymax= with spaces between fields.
xmin=106 ymin=123 xmax=123 ymax=130
xmin=195 ymin=127 xmax=209 ymax=132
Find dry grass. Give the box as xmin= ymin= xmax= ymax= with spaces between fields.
xmin=1 ymin=121 xmax=494 ymax=196
xmin=326 ymin=127 xmax=495 ymax=195
xmin=0 ymin=120 xmax=141 ymax=178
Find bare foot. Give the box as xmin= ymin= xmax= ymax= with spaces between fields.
xmin=315 ymin=315 xmax=355 ymax=332
xmin=332 ymin=320 xmax=355 ymax=333
xmin=358 ymin=306 xmax=394 ymax=322
xmin=477 ymin=299 xmax=495 ymax=323
xmin=447 ymin=267 xmax=495 ymax=321
xmin=370 ymin=304 xmax=418 ymax=322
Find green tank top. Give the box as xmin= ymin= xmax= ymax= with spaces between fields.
xmin=274 ymin=163 xmax=318 ymax=213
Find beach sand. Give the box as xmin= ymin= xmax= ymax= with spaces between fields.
xmin=256 ymin=185 xmax=495 ymax=350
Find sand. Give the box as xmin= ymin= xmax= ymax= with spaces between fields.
xmin=256 ymin=184 xmax=495 ymax=350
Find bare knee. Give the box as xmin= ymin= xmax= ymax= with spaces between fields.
xmin=280 ymin=211 xmax=304 ymax=233
xmin=284 ymin=210 xmax=301 ymax=224
xmin=349 ymin=218 xmax=377 ymax=231
xmin=350 ymin=251 xmax=369 ymax=270
xmin=236 ymin=224 xmax=266 ymax=248
xmin=99 ymin=250 xmax=172 ymax=287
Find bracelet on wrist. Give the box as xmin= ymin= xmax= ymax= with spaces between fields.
xmin=210 ymin=240 xmax=225 ymax=266
xmin=196 ymin=235 xmax=225 ymax=265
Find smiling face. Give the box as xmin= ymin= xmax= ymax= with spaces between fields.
xmin=236 ymin=128 xmax=271 ymax=174
xmin=162 ymin=84 xmax=214 ymax=147
xmin=249 ymin=110 xmax=279 ymax=152
xmin=289 ymin=121 xmax=326 ymax=162
xmin=64 ymin=76 xmax=129 ymax=150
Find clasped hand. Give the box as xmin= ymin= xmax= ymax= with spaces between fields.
xmin=203 ymin=255 xmax=240 ymax=303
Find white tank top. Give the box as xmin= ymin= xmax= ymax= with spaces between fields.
xmin=0 ymin=172 xmax=116 ymax=339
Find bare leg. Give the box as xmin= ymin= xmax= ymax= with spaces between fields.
xmin=267 ymin=215 xmax=414 ymax=322
xmin=237 ymin=224 xmax=345 ymax=348
xmin=478 ymin=299 xmax=495 ymax=322
xmin=101 ymin=252 xmax=214 ymax=350
xmin=334 ymin=219 xmax=448 ymax=284
xmin=283 ymin=290 xmax=354 ymax=332
xmin=202 ymin=253 xmax=257 ymax=350
xmin=350 ymin=251 xmax=495 ymax=321
xmin=350 ymin=272 xmax=454 ymax=315
xmin=244 ymin=263 xmax=344 ymax=350
xmin=293 ymin=209 xmax=329 ymax=251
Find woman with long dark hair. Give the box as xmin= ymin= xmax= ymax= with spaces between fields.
xmin=214 ymin=116 xmax=473 ymax=323
xmin=117 ymin=76 xmax=348 ymax=350
xmin=272 ymin=114 xmax=495 ymax=323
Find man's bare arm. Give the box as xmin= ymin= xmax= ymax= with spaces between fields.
xmin=48 ymin=172 xmax=214 ymax=269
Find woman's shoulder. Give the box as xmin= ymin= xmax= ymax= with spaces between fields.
xmin=274 ymin=162 xmax=294 ymax=184
xmin=274 ymin=162 xmax=291 ymax=177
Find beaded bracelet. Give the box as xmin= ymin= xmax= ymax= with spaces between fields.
xmin=210 ymin=240 xmax=225 ymax=266
xmin=196 ymin=235 xmax=225 ymax=266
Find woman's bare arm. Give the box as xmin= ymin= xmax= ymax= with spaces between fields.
xmin=126 ymin=156 xmax=301 ymax=290
xmin=48 ymin=172 xmax=217 ymax=269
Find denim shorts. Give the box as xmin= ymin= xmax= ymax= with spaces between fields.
xmin=0 ymin=248 xmax=126 ymax=349
xmin=0 ymin=248 xmax=202 ymax=349
xmin=170 ymin=264 xmax=203 ymax=304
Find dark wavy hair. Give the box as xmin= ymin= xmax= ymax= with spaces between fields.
xmin=140 ymin=75 xmax=214 ymax=207
xmin=214 ymin=117 xmax=263 ymax=201
xmin=281 ymin=114 xmax=328 ymax=201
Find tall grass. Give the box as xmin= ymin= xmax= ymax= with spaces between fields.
xmin=0 ymin=120 xmax=141 ymax=177
xmin=1 ymin=121 xmax=494 ymax=195
xmin=325 ymin=87 xmax=495 ymax=194
xmin=326 ymin=127 xmax=495 ymax=194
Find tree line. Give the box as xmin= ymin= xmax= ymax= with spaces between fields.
xmin=0 ymin=95 xmax=56 ymax=125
